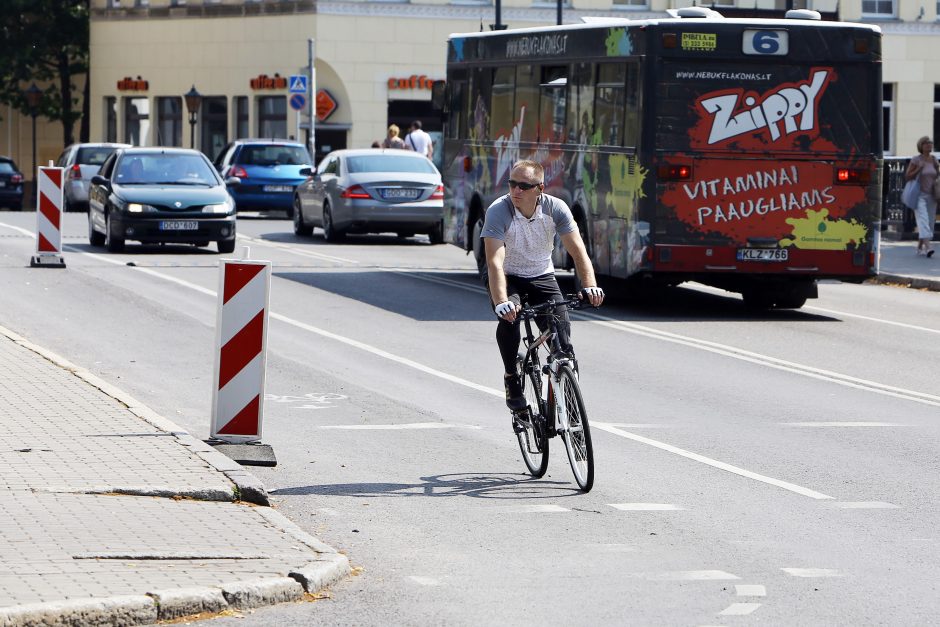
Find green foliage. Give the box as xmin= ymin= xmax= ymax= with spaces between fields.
xmin=0 ymin=0 xmax=89 ymax=143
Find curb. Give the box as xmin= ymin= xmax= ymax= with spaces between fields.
xmin=870 ymin=273 xmax=940 ymax=292
xmin=0 ymin=323 xmax=269 ymax=506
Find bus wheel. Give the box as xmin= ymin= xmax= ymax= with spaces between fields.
xmin=742 ymin=289 xmax=775 ymax=310
xmin=472 ymin=216 xmax=486 ymax=277
xmin=774 ymin=294 xmax=807 ymax=309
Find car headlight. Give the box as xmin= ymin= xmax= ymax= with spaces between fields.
xmin=203 ymin=201 xmax=233 ymax=214
xmin=127 ymin=203 xmax=157 ymax=213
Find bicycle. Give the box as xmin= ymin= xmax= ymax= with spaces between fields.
xmin=512 ymin=294 xmax=595 ymax=492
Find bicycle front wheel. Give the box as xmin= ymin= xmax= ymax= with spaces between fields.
xmin=516 ymin=356 xmax=549 ymax=478
xmin=557 ymin=364 xmax=594 ymax=492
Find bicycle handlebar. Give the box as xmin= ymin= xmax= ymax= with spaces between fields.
xmin=518 ymin=294 xmax=587 ymax=319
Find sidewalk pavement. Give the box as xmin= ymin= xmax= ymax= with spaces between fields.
xmin=874 ymin=239 xmax=940 ymax=291
xmin=0 ymin=326 xmax=349 ymax=627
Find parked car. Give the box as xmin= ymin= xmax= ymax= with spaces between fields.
xmin=213 ymin=139 xmax=312 ymax=214
xmin=88 ymin=147 xmax=238 ymax=253
xmin=292 ymin=149 xmax=444 ymax=243
xmin=56 ymin=142 xmax=131 ymax=212
xmin=0 ymin=157 xmax=25 ymax=210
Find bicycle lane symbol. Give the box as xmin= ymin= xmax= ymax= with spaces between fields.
xmin=265 ymin=392 xmax=348 ymax=410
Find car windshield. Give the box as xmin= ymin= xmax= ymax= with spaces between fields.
xmin=0 ymin=161 xmax=16 ymax=174
xmin=76 ymin=147 xmax=119 ymax=166
xmin=237 ymin=145 xmax=311 ymax=166
xmin=346 ymin=155 xmax=437 ymax=174
xmin=116 ymin=154 xmax=218 ymax=185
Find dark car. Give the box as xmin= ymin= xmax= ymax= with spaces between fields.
xmin=213 ymin=139 xmax=312 ymax=214
xmin=88 ymin=147 xmax=238 ymax=253
xmin=292 ymin=149 xmax=444 ymax=243
xmin=0 ymin=157 xmax=25 ymax=210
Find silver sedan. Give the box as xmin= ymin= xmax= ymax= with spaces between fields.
xmin=292 ymin=149 xmax=444 ymax=243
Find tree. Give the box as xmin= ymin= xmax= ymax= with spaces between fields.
xmin=0 ymin=0 xmax=89 ymax=147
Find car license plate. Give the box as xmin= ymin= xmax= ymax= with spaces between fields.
xmin=159 ymin=220 xmax=198 ymax=231
xmin=737 ymin=248 xmax=788 ymax=261
xmin=263 ymin=185 xmax=292 ymax=193
xmin=380 ymin=188 xmax=419 ymax=200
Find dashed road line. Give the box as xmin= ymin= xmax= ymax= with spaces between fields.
xmin=781 ymin=568 xmax=842 ymax=578
xmin=735 ymin=584 xmax=766 ymax=597
xmin=718 ymin=603 xmax=761 ymax=616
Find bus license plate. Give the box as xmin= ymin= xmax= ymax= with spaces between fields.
xmin=737 ymin=248 xmax=788 ymax=261
xmin=160 ymin=220 xmax=198 ymax=231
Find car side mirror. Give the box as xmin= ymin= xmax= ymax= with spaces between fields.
xmin=225 ymin=176 xmax=242 ymax=186
xmin=299 ymin=167 xmax=312 ymax=176
xmin=91 ymin=175 xmax=109 ymax=188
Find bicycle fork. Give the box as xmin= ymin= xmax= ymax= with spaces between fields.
xmin=544 ymin=359 xmax=571 ymax=437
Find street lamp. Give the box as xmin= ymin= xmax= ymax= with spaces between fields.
xmin=24 ymin=83 xmax=42 ymax=207
xmin=184 ymin=85 xmax=202 ymax=150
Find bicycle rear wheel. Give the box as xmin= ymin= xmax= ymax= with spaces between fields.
xmin=556 ymin=364 xmax=594 ymax=491
xmin=515 ymin=355 xmax=549 ymax=477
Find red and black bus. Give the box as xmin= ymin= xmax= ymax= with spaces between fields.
xmin=439 ymin=9 xmax=882 ymax=308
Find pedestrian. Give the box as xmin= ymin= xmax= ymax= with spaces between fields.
xmin=482 ymin=160 xmax=604 ymax=411
xmin=404 ymin=120 xmax=434 ymax=160
xmin=382 ymin=124 xmax=406 ymax=149
xmin=904 ymin=136 xmax=938 ymax=257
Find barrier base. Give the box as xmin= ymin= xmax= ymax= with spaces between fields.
xmin=30 ymin=254 xmax=66 ymax=268
xmin=206 ymin=440 xmax=277 ymax=467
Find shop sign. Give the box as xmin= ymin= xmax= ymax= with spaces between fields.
xmin=117 ymin=76 xmax=149 ymax=91
xmin=316 ymin=89 xmax=337 ymax=122
xmin=250 ymin=73 xmax=288 ymax=90
xmin=387 ymin=75 xmax=438 ymax=90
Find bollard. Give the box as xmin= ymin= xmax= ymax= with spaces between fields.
xmin=207 ymin=252 xmax=276 ymax=466
xmin=30 ymin=163 xmax=66 ymax=268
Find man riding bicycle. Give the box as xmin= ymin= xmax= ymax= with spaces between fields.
xmin=482 ymin=160 xmax=604 ymax=412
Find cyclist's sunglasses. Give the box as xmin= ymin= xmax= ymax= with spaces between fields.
xmin=508 ymin=179 xmax=542 ymax=191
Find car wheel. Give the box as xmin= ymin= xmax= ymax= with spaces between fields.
xmin=88 ymin=213 xmax=105 ymax=247
xmin=428 ymin=220 xmax=444 ymax=245
xmin=217 ymin=239 xmax=236 ymax=254
xmin=105 ymin=213 xmax=125 ymax=253
xmin=293 ymin=195 xmax=312 ymax=236
xmin=322 ymin=204 xmax=344 ymax=243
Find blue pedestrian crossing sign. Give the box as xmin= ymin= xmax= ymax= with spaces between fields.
xmin=289 ymin=75 xmax=308 ymax=94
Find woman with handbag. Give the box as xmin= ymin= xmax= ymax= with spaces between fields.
xmin=904 ymin=136 xmax=939 ymax=257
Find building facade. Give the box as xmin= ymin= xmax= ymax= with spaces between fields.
xmin=1 ymin=0 xmax=940 ymax=181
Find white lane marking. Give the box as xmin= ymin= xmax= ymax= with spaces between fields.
xmin=830 ymin=501 xmax=899 ymax=509
xmin=781 ymin=568 xmax=842 ymax=578
xmin=236 ymin=233 xmax=358 ymax=264
xmin=582 ymin=311 xmax=940 ymax=408
xmin=648 ymin=571 xmax=740 ymax=581
xmin=497 ymin=504 xmax=569 ymax=513
xmin=784 ymin=422 xmax=906 ymax=427
xmin=608 ymin=503 xmax=685 ymax=511
xmin=687 ymin=282 xmax=940 ymax=336
xmin=316 ymin=422 xmax=481 ymax=430
xmin=718 ymin=603 xmax=761 ymax=616
xmin=605 ymin=423 xmax=676 ymax=428
xmin=408 ymin=576 xmax=442 ymax=586
xmin=0 ymin=221 xmax=34 ymax=237
xmin=66 ymin=247 xmax=217 ymax=296
xmin=735 ymin=584 xmax=766 ymax=597
xmin=593 ymin=423 xmax=834 ymax=500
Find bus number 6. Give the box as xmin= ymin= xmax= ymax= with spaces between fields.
xmin=744 ymin=29 xmax=787 ymax=56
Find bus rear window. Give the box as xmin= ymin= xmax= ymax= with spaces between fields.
xmin=657 ymin=62 xmax=876 ymax=155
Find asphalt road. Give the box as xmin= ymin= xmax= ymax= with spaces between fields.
xmin=1 ymin=212 xmax=939 ymax=626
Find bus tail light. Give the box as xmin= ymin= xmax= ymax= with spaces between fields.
xmin=662 ymin=33 xmax=678 ymax=48
xmin=340 ymin=184 xmax=370 ymax=199
xmin=658 ymin=164 xmax=692 ymax=180
xmin=463 ymin=156 xmax=472 ymax=173
xmin=834 ymin=167 xmax=870 ymax=185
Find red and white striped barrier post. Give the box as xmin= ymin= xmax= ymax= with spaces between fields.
xmin=210 ymin=250 xmax=272 ymax=443
xmin=30 ymin=163 xmax=66 ymax=268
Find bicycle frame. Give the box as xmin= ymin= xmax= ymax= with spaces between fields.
xmin=520 ymin=299 xmax=579 ymax=436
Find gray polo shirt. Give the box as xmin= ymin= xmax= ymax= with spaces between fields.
xmin=481 ymin=194 xmax=576 ymax=278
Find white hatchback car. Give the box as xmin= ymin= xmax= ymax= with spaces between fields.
xmin=56 ymin=143 xmax=131 ymax=212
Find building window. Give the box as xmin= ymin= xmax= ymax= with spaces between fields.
xmin=257 ymin=96 xmax=286 ymax=139
xmin=124 ymin=97 xmax=150 ymax=146
xmin=595 ymin=63 xmax=625 ymax=146
xmin=861 ymin=0 xmax=895 ymax=17
xmin=883 ymin=83 xmax=894 ymax=156
xmin=235 ymin=97 xmax=249 ymax=139
xmin=156 ymin=97 xmax=182 ymax=147
xmin=612 ymin=0 xmax=648 ymax=8
xmin=202 ymin=97 xmax=228 ymax=160
xmin=104 ymin=97 xmax=117 ymax=143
